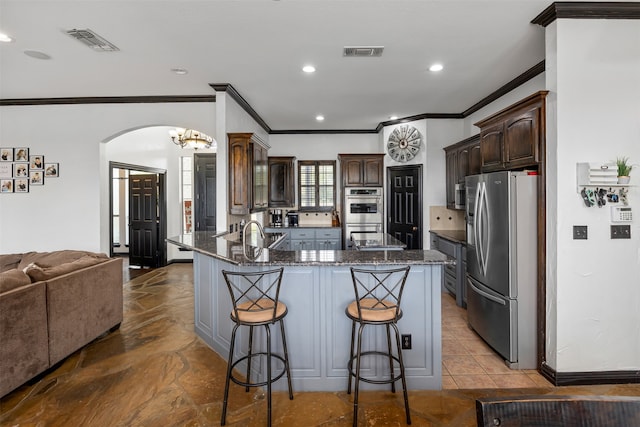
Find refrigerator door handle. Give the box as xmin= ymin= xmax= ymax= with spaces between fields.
xmin=468 ymin=278 xmax=506 ymax=306
xmin=476 ymin=181 xmax=489 ymax=276
xmin=473 ymin=181 xmax=483 ymax=275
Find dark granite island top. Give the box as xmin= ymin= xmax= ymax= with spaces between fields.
xmin=167 ymin=231 xmax=453 ymax=267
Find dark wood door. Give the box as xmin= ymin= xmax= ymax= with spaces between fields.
xmin=362 ymin=156 xmax=383 ymax=186
xmin=504 ymin=107 xmax=539 ymax=168
xmin=480 ymin=123 xmax=505 ymax=171
xmin=228 ymin=133 xmax=251 ymax=215
xmin=468 ymin=141 xmax=482 ymax=176
xmin=194 ymin=153 xmax=216 ymax=232
xmin=445 ymin=149 xmax=457 ymax=209
xmin=457 ymin=146 xmax=469 ymax=184
xmin=129 ymin=173 xmax=159 ymax=267
xmin=387 ymin=165 xmax=422 ymax=249
xmin=268 ymin=157 xmax=294 ymax=207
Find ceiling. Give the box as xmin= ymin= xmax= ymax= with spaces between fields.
xmin=0 ymin=0 xmax=560 ymax=131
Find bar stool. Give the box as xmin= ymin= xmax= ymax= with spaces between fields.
xmin=220 ymin=267 xmax=293 ymax=427
xmin=346 ymin=266 xmax=412 ymax=426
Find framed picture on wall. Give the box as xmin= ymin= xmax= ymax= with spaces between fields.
xmin=45 ymin=163 xmax=59 ymax=177
xmin=1 ymin=148 xmax=13 ymax=162
xmin=0 ymin=163 xmax=11 ymax=178
xmin=30 ymin=155 xmax=44 ymax=170
xmin=15 ymin=178 xmax=29 ymax=193
xmin=1 ymin=179 xmax=13 ymax=193
xmin=30 ymin=171 xmax=44 ymax=185
xmin=15 ymin=148 xmax=28 ymax=161
xmin=14 ymin=163 xmax=29 ymax=177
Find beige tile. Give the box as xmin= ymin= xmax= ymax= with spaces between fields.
xmin=442 ymin=375 xmax=458 ymax=389
xmin=473 ymin=354 xmax=517 ymax=375
xmin=458 ymin=338 xmax=495 ymax=355
xmin=490 ymin=374 xmax=538 ymax=388
xmin=442 ymin=339 xmax=469 ymax=356
xmin=452 ymin=374 xmax=498 ymax=389
xmin=448 ymin=325 xmax=479 ymax=341
xmin=442 ymin=355 xmax=485 ymax=375
xmin=527 ymin=372 xmax=554 ymax=388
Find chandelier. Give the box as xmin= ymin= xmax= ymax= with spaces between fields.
xmin=169 ymin=128 xmax=215 ymax=149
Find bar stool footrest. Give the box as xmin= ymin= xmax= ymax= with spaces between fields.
xmin=229 ymin=352 xmax=288 ymax=388
xmin=347 ymin=350 xmax=404 ymax=386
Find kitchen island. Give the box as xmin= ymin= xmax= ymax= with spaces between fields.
xmin=168 ymin=231 xmax=453 ymax=391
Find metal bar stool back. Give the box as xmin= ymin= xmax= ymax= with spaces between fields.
xmin=346 ymin=266 xmax=412 ymax=426
xmin=221 ymin=267 xmax=293 ymax=427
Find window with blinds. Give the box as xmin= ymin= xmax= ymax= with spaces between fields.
xmin=298 ymin=160 xmax=336 ymax=211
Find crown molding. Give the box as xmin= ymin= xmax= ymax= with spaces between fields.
xmin=0 ymin=95 xmax=215 ymax=106
xmin=209 ymin=83 xmax=271 ymax=133
xmin=1 ymin=61 xmax=545 ymax=134
xmin=532 ymin=2 xmax=640 ymax=27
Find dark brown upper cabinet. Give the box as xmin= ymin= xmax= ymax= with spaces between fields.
xmin=444 ymin=135 xmax=481 ymax=210
xmin=268 ymin=156 xmax=295 ymax=207
xmin=338 ymin=154 xmax=384 ymax=187
xmin=228 ymin=132 xmax=268 ymax=215
xmin=475 ymin=91 xmax=548 ymax=172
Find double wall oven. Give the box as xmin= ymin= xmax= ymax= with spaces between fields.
xmin=343 ymin=187 xmax=383 ymax=249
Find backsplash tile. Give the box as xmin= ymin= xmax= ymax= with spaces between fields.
xmin=430 ymin=206 xmax=465 ymax=230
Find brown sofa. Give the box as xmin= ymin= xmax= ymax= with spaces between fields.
xmin=0 ymin=250 xmax=123 ymax=397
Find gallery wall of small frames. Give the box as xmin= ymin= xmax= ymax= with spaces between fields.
xmin=0 ymin=147 xmax=59 ymax=193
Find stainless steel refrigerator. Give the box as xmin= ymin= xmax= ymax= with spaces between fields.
xmin=465 ymin=171 xmax=537 ymax=369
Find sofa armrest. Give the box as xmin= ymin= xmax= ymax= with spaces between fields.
xmin=0 ymin=282 xmax=49 ymax=398
xmin=46 ymin=257 xmax=123 ymax=365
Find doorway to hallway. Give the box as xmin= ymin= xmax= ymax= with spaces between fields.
xmin=109 ymin=162 xmax=167 ymax=268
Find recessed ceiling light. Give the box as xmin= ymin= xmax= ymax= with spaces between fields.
xmin=24 ymin=50 xmax=51 ymax=60
xmin=316 ymin=115 xmax=325 ymax=121
xmin=171 ymin=68 xmax=188 ymax=75
xmin=389 ymin=115 xmax=398 ymax=120
xmin=429 ymin=63 xmax=444 ymax=72
xmin=0 ymin=33 xmax=13 ymax=43
xmin=302 ymin=65 xmax=316 ymax=73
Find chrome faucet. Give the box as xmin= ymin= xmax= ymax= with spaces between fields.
xmin=242 ymin=220 xmax=265 ymax=246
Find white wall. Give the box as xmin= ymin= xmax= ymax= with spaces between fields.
xmin=0 ymin=102 xmax=216 ymax=256
xmin=546 ymin=19 xmax=640 ymax=372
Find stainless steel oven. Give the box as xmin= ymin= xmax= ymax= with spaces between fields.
xmin=344 ymin=187 xmax=383 ymax=224
xmin=344 ymin=187 xmax=383 ymax=249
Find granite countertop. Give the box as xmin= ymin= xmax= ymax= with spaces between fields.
xmin=167 ymin=231 xmax=453 ymax=267
xmin=430 ymin=229 xmax=467 ymax=245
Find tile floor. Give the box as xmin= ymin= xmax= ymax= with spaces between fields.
xmin=1 ymin=263 xmax=638 ymax=426
xmin=440 ymin=293 xmax=551 ymax=390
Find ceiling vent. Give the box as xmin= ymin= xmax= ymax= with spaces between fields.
xmin=343 ymin=46 xmax=384 ymax=57
xmin=65 ymin=29 xmax=120 ymax=52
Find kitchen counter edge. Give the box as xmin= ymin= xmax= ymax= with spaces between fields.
xmin=167 ymin=232 xmax=454 ymax=267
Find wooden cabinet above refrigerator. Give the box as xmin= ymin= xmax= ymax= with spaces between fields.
xmin=475 ymin=91 xmax=548 ymax=172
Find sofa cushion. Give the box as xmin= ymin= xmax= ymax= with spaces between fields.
xmin=0 ymin=269 xmax=32 ymax=293
xmin=0 ymin=253 xmax=24 ymax=273
xmin=17 ymin=250 xmax=108 ymax=271
xmin=24 ymin=255 xmax=108 ymax=282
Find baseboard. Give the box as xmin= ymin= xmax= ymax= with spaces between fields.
xmin=542 ymin=363 xmax=640 ymax=386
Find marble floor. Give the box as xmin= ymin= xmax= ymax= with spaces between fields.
xmin=1 ymin=263 xmax=639 ymax=426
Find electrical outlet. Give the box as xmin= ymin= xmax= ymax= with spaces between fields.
xmin=573 ymin=225 xmax=588 ymax=240
xmin=401 ymin=334 xmax=412 ymax=350
xmin=611 ymin=224 xmax=631 ymax=239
